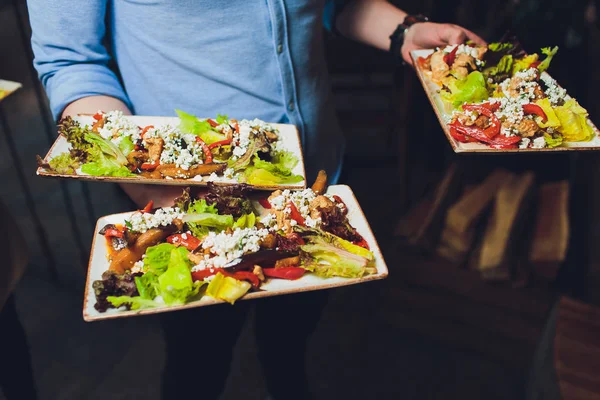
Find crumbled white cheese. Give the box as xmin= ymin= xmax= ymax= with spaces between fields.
xmin=268 ymin=189 xmax=317 ymax=220
xmin=443 ymin=44 xmax=479 ymax=59
xmin=532 ymin=136 xmax=546 ymax=148
xmin=540 ymin=74 xmax=567 ymax=106
xmin=126 ymin=207 xmax=184 ymax=233
xmin=513 ymin=68 xmax=538 ymax=82
xmin=495 ymin=96 xmax=526 ymax=125
xmin=238 ymin=118 xmax=276 ymax=132
xmin=191 ymin=227 xmax=270 ymax=271
xmin=260 ymin=213 xmax=275 ymax=227
xmin=305 ymin=216 xmax=321 ymax=228
xmin=131 ymin=261 xmax=145 ymax=273
xmin=97 ymin=110 xmax=142 ymax=142
xmin=145 ymin=124 xmax=203 ymax=170
xmin=519 ymin=138 xmax=531 ymax=149
xmin=231 ymin=125 xmax=253 ymax=160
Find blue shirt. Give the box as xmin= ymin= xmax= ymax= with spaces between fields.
xmin=27 ymin=0 xmax=349 ymax=184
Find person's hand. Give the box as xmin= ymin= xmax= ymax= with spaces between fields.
xmin=401 ymin=22 xmax=486 ymax=66
xmin=119 ymin=183 xmax=207 ymax=209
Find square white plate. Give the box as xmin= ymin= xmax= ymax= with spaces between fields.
xmin=37 ymin=114 xmax=307 ymax=190
xmin=83 ymin=184 xmax=389 ymax=321
xmin=411 ymin=49 xmax=600 ymax=153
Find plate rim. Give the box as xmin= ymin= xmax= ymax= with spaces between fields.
xmin=82 ymin=184 xmax=389 ymax=322
xmin=410 ymin=49 xmax=600 ymax=153
xmin=37 ymin=114 xmax=308 ymax=191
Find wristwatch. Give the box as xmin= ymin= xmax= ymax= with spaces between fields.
xmin=389 ymin=13 xmax=429 ymax=66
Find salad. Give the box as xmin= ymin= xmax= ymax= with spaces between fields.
xmin=37 ymin=110 xmax=304 ymax=186
xmin=417 ymin=35 xmax=596 ymax=149
xmin=91 ymin=172 xmax=376 ymax=312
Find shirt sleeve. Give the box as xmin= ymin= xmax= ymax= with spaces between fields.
xmin=27 ymin=0 xmax=132 ymax=121
xmin=322 ymin=0 xmax=350 ymax=34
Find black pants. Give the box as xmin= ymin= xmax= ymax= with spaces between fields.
xmin=0 ymin=295 xmax=37 ymax=400
xmin=160 ymin=289 xmax=329 ymax=400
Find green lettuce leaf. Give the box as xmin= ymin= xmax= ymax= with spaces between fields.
xmin=488 ymin=42 xmax=514 ymax=52
xmin=483 ymin=54 xmax=513 ymax=84
xmin=243 ymin=151 xmax=303 ymax=185
xmin=118 ymin=136 xmax=135 ymax=156
xmin=84 ymin=132 xmax=129 ymax=165
xmin=440 ymin=71 xmax=490 ymax=109
xmin=107 ymin=296 xmax=162 ymax=310
xmin=157 ymin=246 xmax=203 ymax=305
xmin=554 ymin=99 xmax=595 ymax=142
xmin=298 ymin=227 xmax=375 ymax=279
xmin=245 ymin=168 xmax=304 ymax=185
xmin=183 ymin=213 xmax=234 ymax=231
xmin=81 ymin=156 xmax=134 ymax=177
xmin=48 ymin=152 xmax=80 ymax=174
xmin=135 ymin=272 xmax=159 ymax=300
xmin=80 ymin=131 xmax=134 ymax=176
xmin=543 ymin=132 xmax=564 ymax=148
xmin=144 ymin=243 xmax=177 ymax=275
xmin=183 ymin=199 xmax=233 ymax=237
xmin=175 ymin=109 xmax=226 ymax=144
xmin=537 ymin=46 xmax=558 ymax=73
xmin=216 ymin=114 xmax=228 ymax=124
xmin=233 ymin=213 xmax=256 ymax=229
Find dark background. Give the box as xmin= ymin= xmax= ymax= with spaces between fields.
xmin=1 ymin=0 xmax=600 ymax=398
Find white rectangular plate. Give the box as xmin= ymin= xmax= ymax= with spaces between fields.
xmin=37 ymin=114 xmax=307 ymax=190
xmin=411 ymin=49 xmax=600 ymax=153
xmin=0 ymin=80 xmax=22 ymax=102
xmin=83 ymin=184 xmax=388 ymax=321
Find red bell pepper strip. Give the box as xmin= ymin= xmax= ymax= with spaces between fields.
xmin=103 ymin=228 xmax=123 ymax=238
xmin=93 ymin=112 xmax=104 ymax=121
xmin=195 ymin=137 xmax=213 ymax=163
xmin=207 ymin=119 xmax=219 ymax=128
xmin=449 ymin=125 xmax=472 ymax=143
xmin=166 ymin=233 xmax=201 ymax=251
xmin=287 ymin=201 xmax=305 ymax=225
xmin=451 ymin=122 xmax=521 ymax=146
xmin=530 ymin=60 xmax=541 ymax=69
xmin=233 ymin=122 xmax=240 ymax=133
xmin=478 ymin=102 xmax=500 ymax=112
xmin=263 ymin=267 xmax=305 ymax=280
xmin=258 ymin=198 xmax=271 ymax=209
xmin=522 ymin=103 xmax=548 ymax=122
xmin=140 ymin=160 xmax=160 ymax=171
xmin=461 ymin=104 xmax=501 ymax=138
xmin=191 ymin=268 xmax=218 ymax=282
xmin=141 ymin=125 xmax=154 ymax=139
xmin=142 ymin=200 xmax=154 ymax=213
xmin=207 ymin=139 xmax=232 ymax=150
xmin=444 ymin=45 xmax=459 ymax=66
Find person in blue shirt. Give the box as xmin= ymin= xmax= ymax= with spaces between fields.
xmin=26 ymin=1 xmax=483 ymax=399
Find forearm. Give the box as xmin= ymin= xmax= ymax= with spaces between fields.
xmin=61 ymin=95 xmax=131 ymax=119
xmin=335 ymin=0 xmax=406 ymax=52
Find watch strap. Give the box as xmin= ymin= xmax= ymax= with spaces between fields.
xmin=389 ymin=13 xmax=429 ymax=66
